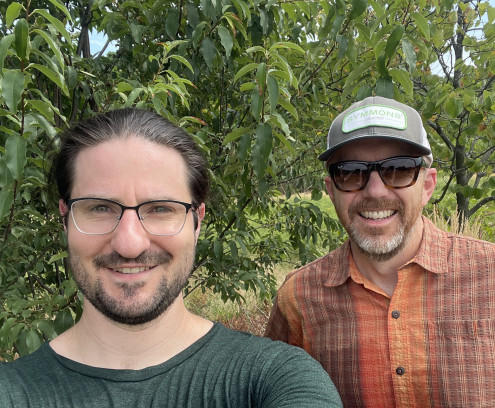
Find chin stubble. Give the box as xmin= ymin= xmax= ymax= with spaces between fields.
xmin=69 ymin=248 xmax=195 ymax=326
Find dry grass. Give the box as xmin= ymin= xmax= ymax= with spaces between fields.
xmin=430 ymin=205 xmax=485 ymax=240
xmin=184 ymin=264 xmax=291 ymax=336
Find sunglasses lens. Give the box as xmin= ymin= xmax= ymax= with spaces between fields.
xmin=380 ymin=158 xmax=420 ymax=188
xmin=329 ymin=157 xmax=422 ymax=192
xmin=331 ymin=162 xmax=369 ymax=192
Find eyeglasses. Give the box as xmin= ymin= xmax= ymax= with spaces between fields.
xmin=327 ymin=156 xmax=424 ymax=192
xmin=66 ymin=198 xmax=196 ymax=236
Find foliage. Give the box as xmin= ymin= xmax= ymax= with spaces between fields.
xmin=0 ymin=0 xmax=494 ymax=359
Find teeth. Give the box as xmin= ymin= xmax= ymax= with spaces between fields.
xmin=361 ymin=210 xmax=395 ymax=220
xmin=115 ymin=266 xmax=152 ymax=274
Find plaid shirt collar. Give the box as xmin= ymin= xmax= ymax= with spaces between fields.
xmin=323 ymin=215 xmax=447 ymax=288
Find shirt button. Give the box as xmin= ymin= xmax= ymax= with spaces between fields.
xmin=391 ymin=310 xmax=400 ymax=319
xmin=396 ymin=367 xmax=405 ymax=375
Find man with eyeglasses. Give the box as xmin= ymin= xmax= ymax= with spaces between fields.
xmin=265 ymin=96 xmax=495 ymax=407
xmin=0 ymin=108 xmax=342 ymax=407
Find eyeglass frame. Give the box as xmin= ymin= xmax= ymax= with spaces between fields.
xmin=65 ymin=197 xmax=197 ymax=236
xmin=327 ymin=156 xmax=425 ymax=193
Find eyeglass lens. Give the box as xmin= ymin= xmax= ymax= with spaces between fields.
xmin=70 ymin=199 xmax=189 ymax=235
xmin=329 ymin=157 xmax=422 ymax=192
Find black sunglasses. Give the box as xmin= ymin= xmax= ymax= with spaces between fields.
xmin=328 ymin=156 xmax=424 ymax=192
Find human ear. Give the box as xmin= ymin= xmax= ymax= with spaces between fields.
xmin=421 ymin=168 xmax=437 ymax=206
xmin=324 ymin=176 xmax=336 ymax=202
xmin=194 ymin=203 xmax=206 ymax=241
xmin=59 ymin=199 xmax=69 ymax=231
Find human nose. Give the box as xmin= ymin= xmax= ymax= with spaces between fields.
xmin=110 ymin=208 xmax=151 ymax=258
xmin=362 ymin=170 xmax=389 ymax=198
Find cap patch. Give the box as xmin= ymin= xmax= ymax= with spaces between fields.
xmin=342 ymin=105 xmax=407 ymax=133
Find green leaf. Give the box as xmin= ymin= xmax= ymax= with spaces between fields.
xmin=48 ymin=251 xmax=68 ymax=264
xmin=278 ymin=98 xmax=298 ymax=120
xmin=27 ymin=99 xmax=55 ymax=122
xmin=5 ymin=134 xmax=27 ymax=179
xmin=377 ymin=54 xmax=389 ymax=78
xmin=402 ymin=39 xmax=416 ymax=72
xmin=234 ymin=62 xmax=258 ymax=83
xmin=0 ymin=318 xmax=16 ymax=347
xmin=336 ymin=35 xmax=348 ymax=59
xmin=2 ymin=70 xmax=25 ymax=113
xmin=269 ymin=113 xmax=291 ymax=138
xmin=0 ymin=156 xmax=14 ymax=188
xmin=331 ymin=14 xmax=346 ymax=40
xmin=201 ymin=37 xmax=217 ymax=69
xmin=0 ymin=189 xmax=14 ymax=220
xmin=269 ymin=42 xmax=305 ymax=54
xmin=390 ymin=68 xmax=413 ymax=97
xmin=238 ymin=132 xmax=251 ymax=162
xmin=250 ymin=86 xmax=262 ymax=120
xmin=344 ymin=60 xmax=374 ymax=87
xmin=375 ymin=76 xmax=394 ymax=98
xmin=217 ymin=26 xmax=233 ymax=58
xmin=32 ymin=9 xmax=72 ymax=46
xmin=385 ymin=25 xmax=404 ymax=59
xmin=348 ymin=0 xmax=368 ymax=21
xmin=45 ymin=0 xmax=72 ymax=21
xmin=223 ymin=127 xmax=250 ymax=144
xmin=36 ymin=320 xmax=58 ymax=340
xmin=54 ymin=309 xmax=74 ymax=334
xmin=256 ymin=62 xmax=267 ymax=90
xmin=411 ymin=12 xmax=430 ymax=41
xmin=0 ymin=34 xmax=15 ymax=72
xmin=213 ymin=239 xmax=223 ymax=262
xmin=25 ymin=330 xmax=41 ymax=354
xmin=488 ymin=6 xmax=495 ymax=23
xmin=251 ymin=123 xmax=273 ymax=179
xmin=14 ymin=18 xmax=29 ymax=60
xmin=33 ymin=29 xmax=65 ymax=72
xmin=165 ymin=10 xmax=179 ymax=39
xmin=6 ymin=2 xmax=23 ymax=28
xmin=29 ymin=64 xmax=69 ymax=96
xmin=445 ymin=96 xmax=464 ymax=118
xmin=267 ymin=75 xmax=279 ymax=114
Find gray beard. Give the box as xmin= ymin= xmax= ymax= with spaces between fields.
xmin=349 ymin=222 xmax=413 ymax=262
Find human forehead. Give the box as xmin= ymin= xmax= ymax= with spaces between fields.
xmin=329 ymin=138 xmax=417 ymax=163
xmin=71 ymin=136 xmax=190 ymax=200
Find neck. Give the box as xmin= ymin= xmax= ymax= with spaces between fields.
xmin=350 ymin=216 xmax=424 ymax=297
xmin=50 ymin=296 xmax=213 ymax=369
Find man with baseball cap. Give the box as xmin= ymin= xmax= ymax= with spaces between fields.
xmin=265 ymin=96 xmax=495 ymax=407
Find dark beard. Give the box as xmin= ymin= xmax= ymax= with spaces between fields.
xmin=70 ymin=249 xmax=194 ymax=326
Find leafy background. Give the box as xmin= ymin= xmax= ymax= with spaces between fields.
xmin=0 ymin=0 xmax=494 ymax=359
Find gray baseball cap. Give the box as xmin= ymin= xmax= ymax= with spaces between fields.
xmin=318 ymin=96 xmax=432 ymax=164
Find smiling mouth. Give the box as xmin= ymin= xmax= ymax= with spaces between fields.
xmin=112 ymin=266 xmax=154 ymax=274
xmin=360 ymin=210 xmax=396 ymax=220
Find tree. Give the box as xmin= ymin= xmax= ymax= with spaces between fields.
xmin=1 ymin=0 xmax=493 ymax=359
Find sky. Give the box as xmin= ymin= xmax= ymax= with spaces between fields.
xmin=89 ymin=30 xmax=118 ymax=55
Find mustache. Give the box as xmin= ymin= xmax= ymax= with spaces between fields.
xmin=349 ymin=198 xmax=404 ymax=214
xmin=93 ymin=250 xmax=172 ymax=268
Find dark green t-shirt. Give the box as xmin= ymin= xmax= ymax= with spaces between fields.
xmin=0 ymin=323 xmax=342 ymax=407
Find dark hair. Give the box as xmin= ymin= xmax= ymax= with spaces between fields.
xmin=53 ymin=108 xmax=209 ymax=210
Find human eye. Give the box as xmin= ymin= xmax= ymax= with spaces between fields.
xmin=141 ymin=202 xmax=180 ymax=218
xmin=148 ymin=203 xmax=174 ymax=213
xmin=82 ymin=200 xmax=119 ymax=216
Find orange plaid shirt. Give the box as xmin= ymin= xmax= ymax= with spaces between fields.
xmin=265 ymin=217 xmax=495 ymax=407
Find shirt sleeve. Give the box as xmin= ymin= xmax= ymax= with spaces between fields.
xmin=264 ymin=295 xmax=290 ymax=342
xmin=264 ymin=276 xmax=306 ymax=351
